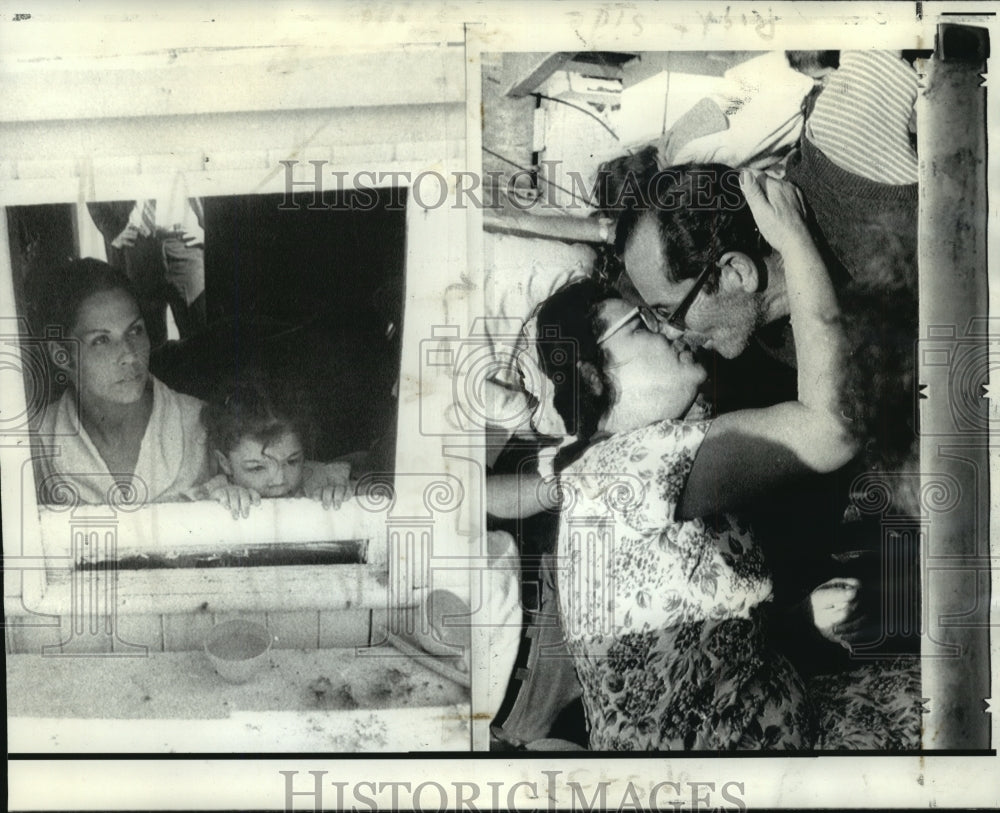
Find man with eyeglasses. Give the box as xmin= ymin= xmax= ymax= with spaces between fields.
xmin=612 ymin=53 xmax=921 ymax=506
xmin=616 ymin=50 xmax=918 ymax=361
xmin=491 ymin=50 xmax=921 ymax=749
xmin=610 ymin=53 xmax=920 ymax=664
xmin=616 ymin=171 xmax=795 ymax=363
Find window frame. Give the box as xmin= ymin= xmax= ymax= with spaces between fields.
xmin=0 ymin=44 xmax=475 ymax=619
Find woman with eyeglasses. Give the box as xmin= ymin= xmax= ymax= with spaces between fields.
xmin=502 ymin=170 xmax=857 ymax=750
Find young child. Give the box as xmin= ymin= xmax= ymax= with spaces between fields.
xmin=195 ymin=377 xmax=352 ymax=518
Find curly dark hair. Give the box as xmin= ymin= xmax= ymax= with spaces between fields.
xmin=608 ymin=163 xmax=771 ymax=294
xmin=202 ymin=374 xmax=317 ymax=457
xmin=593 ymin=145 xmax=661 ymax=219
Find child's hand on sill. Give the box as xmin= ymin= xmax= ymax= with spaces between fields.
xmin=210 ymin=484 xmax=262 ymax=519
xmin=310 ymin=481 xmax=353 ymax=511
xmin=303 ymin=460 xmax=354 ymax=510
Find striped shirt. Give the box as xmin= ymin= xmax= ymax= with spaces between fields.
xmin=806 ymin=51 xmax=918 ymax=185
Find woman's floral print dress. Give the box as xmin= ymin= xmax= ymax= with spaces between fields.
xmin=556 ymin=419 xmax=812 ymax=750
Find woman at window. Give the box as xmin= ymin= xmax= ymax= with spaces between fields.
xmin=27 ymin=258 xmax=210 ymax=505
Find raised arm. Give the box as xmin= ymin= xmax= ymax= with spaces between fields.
xmin=678 ymin=170 xmax=856 ymax=519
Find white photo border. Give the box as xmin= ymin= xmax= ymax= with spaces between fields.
xmin=4 ymin=1 xmax=999 ymax=811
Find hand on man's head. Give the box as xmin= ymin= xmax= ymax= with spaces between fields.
xmin=738 ymin=169 xmax=810 ymax=254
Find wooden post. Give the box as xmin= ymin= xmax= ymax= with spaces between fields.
xmin=918 ymin=25 xmax=991 ymax=750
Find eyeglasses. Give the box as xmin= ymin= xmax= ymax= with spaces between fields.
xmin=599 ymin=264 xmax=714 ymax=345
xmin=597 ymin=304 xmax=658 ymax=345
xmin=658 ymin=264 xmax=714 ymax=332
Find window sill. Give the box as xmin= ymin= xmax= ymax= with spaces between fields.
xmin=18 ymin=496 xmax=407 ymax=615
xmin=23 ymin=562 xmax=398 ymax=617
xmin=37 ymin=497 xmax=389 ymax=563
